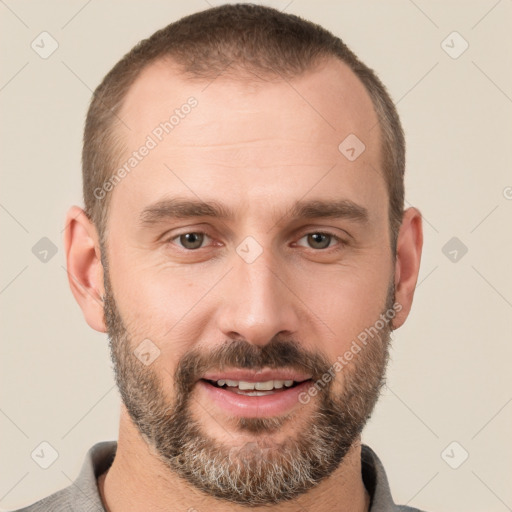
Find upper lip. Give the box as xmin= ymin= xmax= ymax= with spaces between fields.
xmin=201 ymin=368 xmax=312 ymax=383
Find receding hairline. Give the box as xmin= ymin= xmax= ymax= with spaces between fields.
xmin=113 ymin=53 xmax=382 ymax=161
xmin=83 ymin=3 xmax=404 ymax=252
xmin=99 ymin=53 xmax=388 ymax=248
xmin=119 ymin=52 xmax=376 ymax=114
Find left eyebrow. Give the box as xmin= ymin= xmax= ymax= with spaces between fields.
xmin=287 ymin=199 xmax=369 ymax=224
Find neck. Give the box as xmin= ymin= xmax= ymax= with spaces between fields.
xmin=98 ymin=407 xmax=370 ymax=512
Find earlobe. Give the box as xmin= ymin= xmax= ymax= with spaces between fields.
xmin=392 ymin=207 xmax=423 ymax=330
xmin=63 ymin=206 xmax=107 ymax=333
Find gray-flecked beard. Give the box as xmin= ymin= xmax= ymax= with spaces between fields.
xmin=102 ymin=256 xmax=393 ymax=506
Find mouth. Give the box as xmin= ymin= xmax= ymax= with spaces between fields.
xmin=201 ymin=378 xmax=306 ymax=396
xmin=197 ymin=369 xmax=313 ymax=418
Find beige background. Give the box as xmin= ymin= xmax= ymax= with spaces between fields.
xmin=1 ymin=1 xmax=511 ymax=510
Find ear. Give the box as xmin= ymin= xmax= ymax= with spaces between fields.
xmin=392 ymin=207 xmax=423 ymax=330
xmin=63 ymin=206 xmax=106 ymax=332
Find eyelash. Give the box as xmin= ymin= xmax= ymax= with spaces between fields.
xmin=165 ymin=230 xmax=346 ymax=252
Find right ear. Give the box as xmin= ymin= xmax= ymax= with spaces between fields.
xmin=63 ymin=206 xmax=106 ymax=332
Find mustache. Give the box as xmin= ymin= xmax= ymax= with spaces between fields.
xmin=174 ymin=338 xmax=332 ymax=395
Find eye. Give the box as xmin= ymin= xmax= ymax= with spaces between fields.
xmin=171 ymin=232 xmax=211 ymax=250
xmin=296 ymin=232 xmax=342 ymax=250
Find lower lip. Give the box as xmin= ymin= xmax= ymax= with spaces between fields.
xmin=197 ymin=379 xmax=312 ymax=418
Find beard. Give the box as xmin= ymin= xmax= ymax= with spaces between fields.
xmin=102 ymin=256 xmax=394 ymax=506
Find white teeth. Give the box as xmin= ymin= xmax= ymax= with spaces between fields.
xmin=235 ymin=390 xmax=274 ymax=396
xmin=214 ymin=379 xmax=297 ymax=390
xmin=254 ymin=380 xmax=274 ymax=390
xmin=238 ymin=381 xmax=255 ymax=390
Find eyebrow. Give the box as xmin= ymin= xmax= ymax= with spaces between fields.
xmin=139 ymin=197 xmax=369 ymax=226
xmin=288 ymin=199 xmax=368 ymax=224
xmin=139 ymin=198 xmax=233 ymax=225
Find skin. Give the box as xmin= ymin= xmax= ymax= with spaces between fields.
xmin=64 ymin=56 xmax=423 ymax=511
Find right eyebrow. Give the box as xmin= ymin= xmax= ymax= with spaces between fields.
xmin=139 ymin=198 xmax=235 ymax=226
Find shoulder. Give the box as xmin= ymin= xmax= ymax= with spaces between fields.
xmin=10 ymin=489 xmax=77 ymax=512
xmin=362 ymin=444 xmax=430 ymax=512
xmin=8 ymin=441 xmax=116 ymax=512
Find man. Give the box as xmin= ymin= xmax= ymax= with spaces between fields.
xmin=15 ymin=3 xmax=423 ymax=511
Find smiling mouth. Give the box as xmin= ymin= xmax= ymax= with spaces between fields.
xmin=201 ymin=378 xmax=311 ymax=396
xmin=197 ymin=369 xmax=314 ymax=418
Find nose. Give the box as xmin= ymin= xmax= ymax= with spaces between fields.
xmin=216 ymin=246 xmax=300 ymax=347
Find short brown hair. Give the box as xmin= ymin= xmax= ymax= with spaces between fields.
xmin=83 ymin=3 xmax=405 ymax=249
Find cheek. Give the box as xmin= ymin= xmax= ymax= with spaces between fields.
xmin=294 ymin=262 xmax=392 ymax=360
xmin=107 ymin=245 xmax=223 ymax=355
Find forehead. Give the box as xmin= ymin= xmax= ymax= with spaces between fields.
xmin=120 ymin=56 xmax=380 ymax=147
xmin=109 ymin=56 xmax=385 ymax=226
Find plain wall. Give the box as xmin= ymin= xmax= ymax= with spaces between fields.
xmin=1 ymin=1 xmax=511 ymax=510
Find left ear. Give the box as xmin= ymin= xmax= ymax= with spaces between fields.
xmin=392 ymin=207 xmax=423 ymax=329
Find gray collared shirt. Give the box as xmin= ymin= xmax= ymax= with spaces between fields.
xmin=12 ymin=442 xmax=426 ymax=511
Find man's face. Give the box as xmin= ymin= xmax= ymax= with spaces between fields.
xmin=102 ymin=57 xmax=395 ymax=504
